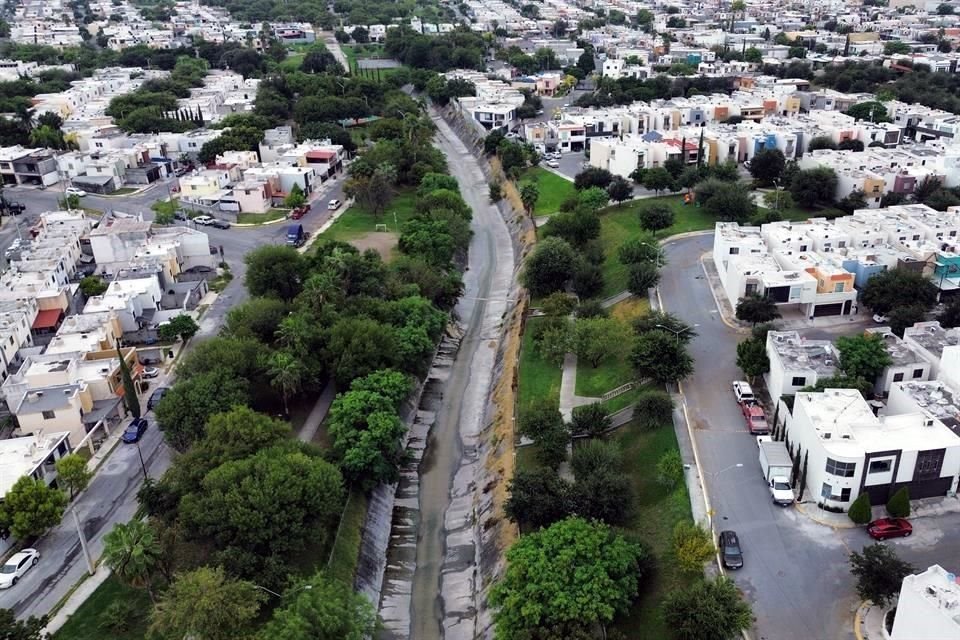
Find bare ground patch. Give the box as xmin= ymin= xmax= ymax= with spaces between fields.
xmin=349 ymin=232 xmax=398 ymax=260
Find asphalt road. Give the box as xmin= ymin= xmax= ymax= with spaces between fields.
xmin=661 ymin=233 xmax=960 ymax=640
xmin=0 ymin=175 xmax=346 ymax=619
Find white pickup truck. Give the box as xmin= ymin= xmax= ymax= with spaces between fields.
xmin=757 ymin=436 xmax=795 ymax=507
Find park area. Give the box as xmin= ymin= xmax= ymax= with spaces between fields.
xmin=514 ymin=294 xmax=695 ymax=637
xmin=519 ymin=167 xmax=576 ymax=216
xmin=320 ymin=188 xmax=416 ymax=260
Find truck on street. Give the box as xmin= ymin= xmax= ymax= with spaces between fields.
xmin=758 ymin=437 xmax=795 ymax=506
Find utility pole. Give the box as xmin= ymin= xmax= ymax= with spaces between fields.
xmin=72 ymin=510 xmax=95 ymax=575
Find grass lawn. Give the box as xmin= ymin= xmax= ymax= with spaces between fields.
xmin=279 ymin=52 xmax=305 ymax=71
xmin=236 ymin=208 xmax=289 ymax=225
xmin=575 ymin=354 xmax=634 ymax=398
xmin=599 ymin=195 xmax=826 ymax=296
xmin=610 ymin=419 xmax=695 ymax=638
xmin=52 ymin=575 xmax=151 ymax=640
xmin=326 ymin=488 xmax=369 ymax=585
xmin=321 ymin=188 xmax=416 ymax=243
xmin=517 ymin=317 xmax=562 ymax=411
xmin=519 ymin=167 xmax=575 ymax=216
xmin=109 ymin=187 xmax=138 ymax=195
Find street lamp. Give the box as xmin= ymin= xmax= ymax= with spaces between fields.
xmin=253 ymin=584 xmax=314 ymax=599
xmin=773 ymin=179 xmax=781 ymax=212
xmin=638 ymin=241 xmax=662 ymax=269
xmin=135 ymin=439 xmax=148 ymax=481
xmin=655 ymin=323 xmax=698 ymax=344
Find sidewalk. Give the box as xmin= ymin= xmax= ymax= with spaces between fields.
xmin=854 ymin=600 xmax=890 ymax=640
xmin=42 ymin=564 xmax=112 ymax=636
xmin=795 ymin=494 xmax=960 ymax=529
xmin=557 ymin=353 xmax=599 ymax=421
xmin=297 ymin=380 xmax=336 ymax=443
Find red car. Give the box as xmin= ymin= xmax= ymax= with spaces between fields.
xmin=741 ymin=403 xmax=769 ymax=435
xmin=867 ymin=518 xmax=913 ymax=540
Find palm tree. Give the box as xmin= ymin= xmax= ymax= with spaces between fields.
xmin=102 ymin=520 xmax=166 ymax=601
xmin=267 ymin=350 xmax=304 ymax=416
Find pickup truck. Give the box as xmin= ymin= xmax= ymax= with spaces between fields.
xmin=758 ymin=437 xmax=794 ymax=506
xmin=741 ymin=403 xmax=770 ymax=435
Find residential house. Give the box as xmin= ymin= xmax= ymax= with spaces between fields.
xmin=765 ymin=331 xmax=838 ymax=405
xmin=890 ymin=565 xmax=960 ymax=640
xmin=864 ymin=327 xmax=932 ymax=395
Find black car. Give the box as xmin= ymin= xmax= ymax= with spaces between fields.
xmin=147 ymin=387 xmax=169 ymax=411
xmin=719 ymin=530 xmax=743 ymax=570
xmin=174 ymin=209 xmax=189 ymax=221
xmin=210 ymin=219 xmax=231 ymax=229
xmin=122 ymin=417 xmax=149 ymax=444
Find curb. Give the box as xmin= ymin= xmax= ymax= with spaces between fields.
xmin=231 ymin=216 xmax=291 ymax=228
xmin=793 ymin=501 xmax=860 ymax=530
xmin=698 ymin=254 xmax=750 ymax=333
xmin=853 ymin=600 xmax=867 ymax=640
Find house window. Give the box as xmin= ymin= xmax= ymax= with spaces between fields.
xmin=729 ymin=247 xmax=739 ymax=255
xmin=838 ymin=240 xmax=846 ymax=248
xmin=911 ymin=368 xmax=925 ymax=379
xmin=834 ymin=283 xmax=845 ymax=293
xmin=41 ymin=410 xmax=56 ymax=420
xmin=821 ymin=482 xmax=832 ymax=499
xmin=839 ymin=488 xmax=851 ymax=502
xmin=915 ymin=449 xmax=945 ymax=478
xmin=791 ymin=376 xmax=806 ymax=386
xmin=869 ymin=459 xmax=892 ymax=474
xmin=825 ymin=458 xmax=856 ymax=477
xmin=821 ymin=483 xmax=851 ymax=501
xmin=893 ymin=373 xmax=904 ymax=382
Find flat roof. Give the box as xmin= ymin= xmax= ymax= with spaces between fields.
xmin=768 ymin=331 xmax=838 ymax=375
xmin=0 ymin=432 xmax=70 ymax=496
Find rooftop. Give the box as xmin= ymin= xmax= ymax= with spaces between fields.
xmin=865 ymin=329 xmax=927 ymax=368
xmin=0 ymin=432 xmax=70 ymax=496
xmin=891 ymin=380 xmax=960 ymax=435
xmin=768 ymin=331 xmax=838 ymax=375
xmin=904 ymin=321 xmax=960 ymax=359
xmin=898 ymin=565 xmax=960 ymax=629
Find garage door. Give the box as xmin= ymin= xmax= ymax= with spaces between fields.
xmin=908 ymin=477 xmax=954 ymax=500
xmin=813 ymin=303 xmax=843 ymax=317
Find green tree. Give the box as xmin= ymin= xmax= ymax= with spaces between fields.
xmin=618 ymin=235 xmax=663 ymax=266
xmin=634 ymin=389 xmax=674 ymax=430
xmin=521 ymin=236 xmax=577 ymax=297
xmin=257 ymin=572 xmax=376 ymax=640
xmin=628 ymin=261 xmax=661 ymax=294
xmin=267 ymin=351 xmax=306 ymax=414
xmin=937 ymin=298 xmax=960 ymax=328
xmin=861 ymin=268 xmax=938 ymax=315
xmin=938 ymin=2 xmax=955 ymax=14
xmin=849 ymin=544 xmax=915 ymax=607
xmin=736 ymin=293 xmax=781 ymax=325
xmin=575 ymin=186 xmax=610 ymax=213
xmin=836 ymin=334 xmax=893 ymax=383
xmin=283 ymin=183 xmax=306 ymax=209
xmin=569 ymin=402 xmax=611 ymax=437
xmin=223 ymin=299 xmax=288 ymax=344
xmin=664 ymin=577 xmax=753 ymax=640
xmin=519 ymin=182 xmax=539 ymax=215
xmin=155 ymin=369 xmax=248 ymax=451
xmin=736 ymin=337 xmax=770 ymax=381
xmin=703 ymin=182 xmax=756 ymax=222
xmin=642 ymin=167 xmax=676 ymax=195
xmin=884 ymin=40 xmax=911 ymax=55
xmin=607 ymin=176 xmax=633 ymax=203
xmin=0 ymin=609 xmax=47 ymax=640
xmin=243 ymin=246 xmax=305 ymax=301
xmin=79 ymin=275 xmax=108 ymax=297
xmin=576 ymin=51 xmax=595 ymax=74
xmin=639 ymin=203 xmax=675 ymax=236
xmin=179 ymin=447 xmax=344 ymax=578
xmin=631 ymin=331 xmax=694 ymax=384
xmin=657 ymin=450 xmax=684 ymax=487
xmin=149 ymin=567 xmax=265 ymax=640
xmin=790 ymin=167 xmax=838 ymax=207
xmin=848 ymin=492 xmax=872 ymax=525
xmin=633 ymin=310 xmax=697 ymax=343
xmin=489 ymin=517 xmax=647 ymax=639
xmin=103 ymin=520 xmax=166 ymax=601
xmin=672 ymin=521 xmax=715 ymax=573
xmin=762 ymin=188 xmax=794 ymax=212
xmin=887 ymin=303 xmax=931 ymax=337
xmin=0 ymin=476 xmax=67 ymax=540
xmin=55 ymin=454 xmax=92 ymax=500
xmin=328 ymin=389 xmax=407 ymax=488
xmin=572 ymin=317 xmax=630 ymax=367
xmin=807 ymin=136 xmax=837 ymax=151
xmin=505 ymin=468 xmax=572 ymax=530
xmin=748 ymin=147 xmax=786 ymax=185
xmin=158 ymin=314 xmax=199 ymax=342
xmin=710 ymin=160 xmax=741 ymax=182
xmin=886 ymin=486 xmax=910 ymax=518
xmin=117 ymin=343 xmax=141 ymax=419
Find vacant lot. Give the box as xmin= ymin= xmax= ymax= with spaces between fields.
xmin=519 ymin=167 xmax=576 ymax=216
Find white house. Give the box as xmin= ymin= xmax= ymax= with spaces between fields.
xmin=785 ymin=388 xmax=960 ymax=510
xmin=765 ymin=331 xmax=838 ymax=405
xmin=864 ymin=327 xmax=932 ymax=396
xmin=891 ymin=565 xmax=960 ymax=640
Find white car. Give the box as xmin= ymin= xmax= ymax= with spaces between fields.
xmin=192 ymin=215 xmax=214 ymax=226
xmin=65 ymin=187 xmax=86 ymax=197
xmin=142 ymin=366 xmax=160 ymax=379
xmin=0 ymin=549 xmax=39 ymax=588
xmin=732 ymin=380 xmax=756 ymax=405
xmin=872 ymin=313 xmax=889 ymax=324
xmin=328 ymin=199 xmax=342 ymax=211
xmin=546 ymin=160 xmax=560 ymax=168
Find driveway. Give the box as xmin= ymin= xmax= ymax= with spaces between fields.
xmin=660 ymin=234 xmax=960 ymax=640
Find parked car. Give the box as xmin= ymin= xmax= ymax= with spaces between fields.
xmin=286 ymin=223 xmax=307 ymax=247
xmin=718 ymin=530 xmax=743 ymax=570
xmin=873 ymin=313 xmax=889 ymax=324
xmin=546 ymin=160 xmax=560 ymax=168
xmin=867 ymin=517 xmax=913 ymax=540
xmin=141 ymin=366 xmax=159 ymax=379
xmin=210 ymin=219 xmax=231 ymax=229
xmin=147 ymin=387 xmax=169 ymax=411
xmin=732 ymin=380 xmax=756 ymax=404
xmin=328 ymin=199 xmax=342 ymax=211
xmin=174 ymin=209 xmax=189 ymax=221
xmin=741 ymin=402 xmax=769 ymax=435
xmin=0 ymin=549 xmax=39 ymax=588
xmin=122 ymin=417 xmax=149 ymax=444
xmin=192 ymin=215 xmax=214 ymax=225
xmin=65 ymin=187 xmax=87 ymax=197
xmin=290 ymin=205 xmax=309 ymax=220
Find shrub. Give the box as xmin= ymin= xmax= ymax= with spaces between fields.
xmin=656 ymin=450 xmax=684 ymax=488
xmin=634 ymin=389 xmax=674 ymax=430
xmin=886 ymin=486 xmax=910 ymax=518
xmin=569 ymin=403 xmax=611 ymax=437
xmin=848 ymin=492 xmax=872 ymax=525
xmin=99 ymin=599 xmax=143 ymax=632
xmin=672 ymin=521 xmax=715 ymax=573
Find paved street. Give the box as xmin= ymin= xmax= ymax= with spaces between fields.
xmin=660 ymin=233 xmax=960 ymax=640
xmin=0 ymin=175 xmax=346 ymax=619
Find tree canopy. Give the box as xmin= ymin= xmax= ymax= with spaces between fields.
xmin=861 ymin=268 xmax=938 ymax=315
